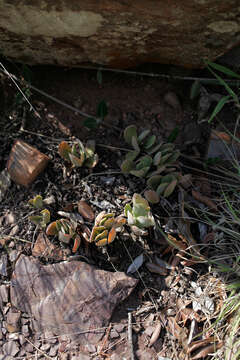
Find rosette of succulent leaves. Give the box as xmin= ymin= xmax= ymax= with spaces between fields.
xmin=124 ymin=193 xmax=155 ymax=236
xmin=90 ymin=212 xmax=126 ymax=246
xmin=58 ymin=139 xmax=98 ymax=168
xmin=121 ymin=125 xmax=181 ymax=202
xmin=28 ymin=195 xmax=50 ymax=228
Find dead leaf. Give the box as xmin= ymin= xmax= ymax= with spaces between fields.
xmin=190 ymin=342 xmax=224 ymax=359
xmin=145 ymin=262 xmax=168 ymax=276
xmin=78 ymin=200 xmax=95 ymax=221
xmin=192 ymin=190 xmax=217 ymax=211
xmin=148 ymin=321 xmax=161 ymax=347
xmin=127 ymin=253 xmax=144 ymax=274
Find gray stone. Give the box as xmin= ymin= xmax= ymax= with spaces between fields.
xmin=0 ymin=285 xmax=9 ymax=303
xmin=0 ymin=254 xmax=8 ymax=277
xmin=0 ymin=170 xmax=11 ymax=202
xmin=72 ymin=355 xmax=91 ymax=360
xmin=49 ymin=344 xmax=59 ymax=357
xmin=25 ymin=343 xmax=34 ymax=353
xmin=113 ymin=324 xmax=125 ymax=333
xmin=84 ymin=344 xmax=96 ymax=353
xmin=9 ymin=250 xmax=19 ymax=263
xmin=18 ymin=334 xmax=26 ymax=345
xmin=40 ymin=343 xmax=51 ymax=352
xmin=21 ymin=324 xmax=29 ymax=336
xmin=11 ymin=255 xmax=138 ymax=345
xmin=3 ymin=340 xmax=20 ymax=356
xmin=7 ymin=310 xmax=21 ymax=327
xmin=110 ymin=329 xmax=119 ymax=339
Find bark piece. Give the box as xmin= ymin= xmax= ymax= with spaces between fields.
xmin=7 ymin=140 xmax=49 ymax=187
xmin=10 ymin=255 xmax=138 ymax=345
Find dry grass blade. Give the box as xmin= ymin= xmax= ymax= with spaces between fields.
xmin=192 ymin=190 xmax=217 ymax=211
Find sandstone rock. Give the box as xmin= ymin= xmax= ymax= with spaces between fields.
xmin=10 ymin=255 xmax=138 ymax=345
xmin=0 ymin=1 xmax=239 ymax=69
xmin=3 ymin=340 xmax=20 ymax=356
xmin=32 ymin=232 xmax=64 ymax=261
xmin=7 ymin=140 xmax=50 ymax=187
xmin=0 ymin=254 xmax=8 ymax=277
xmin=0 ymin=285 xmax=9 ymax=303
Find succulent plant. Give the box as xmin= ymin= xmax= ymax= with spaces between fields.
xmin=58 ymin=139 xmax=98 ymax=168
xmin=46 ymin=218 xmax=81 ymax=252
xmin=124 ymin=194 xmax=155 ymax=233
xmin=90 ymin=211 xmax=126 ymax=247
xmin=29 ymin=209 xmax=50 ymax=228
xmin=28 ymin=195 xmax=43 ymax=209
xmin=121 ymin=125 xmax=181 ymax=199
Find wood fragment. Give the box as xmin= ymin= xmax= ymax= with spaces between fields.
xmin=128 ymin=312 xmax=135 ymax=360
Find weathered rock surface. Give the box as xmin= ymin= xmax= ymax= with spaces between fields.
xmin=10 ymin=255 xmax=138 ymax=344
xmin=0 ymin=1 xmax=240 ymax=68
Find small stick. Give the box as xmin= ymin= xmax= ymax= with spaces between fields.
xmin=128 ymin=312 xmax=135 ymax=360
xmin=24 ymin=337 xmax=53 ymax=359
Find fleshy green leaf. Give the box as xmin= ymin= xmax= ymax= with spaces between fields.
xmin=153 ymin=151 xmax=162 ymax=166
xmin=69 ymin=153 xmax=85 ymax=167
xmin=28 ymin=195 xmax=43 ymax=209
xmin=97 ymin=69 xmax=102 ymax=85
xmin=138 ymin=129 xmax=151 ymax=143
xmin=163 ymin=179 xmax=178 ymax=197
xmin=130 ymin=167 xmax=150 ymax=178
xmin=156 ymin=182 xmax=169 ymax=195
xmin=121 ymin=159 xmax=134 ymax=173
xmin=131 ymin=136 xmax=140 ymax=151
xmin=125 ymin=150 xmax=139 ymax=161
xmin=124 ymin=125 xmax=137 ymax=145
xmin=167 ymin=127 xmax=179 ymax=143
xmin=136 ymin=155 xmax=152 ymax=169
xmin=143 ymin=135 xmax=156 ymax=149
xmin=147 ymin=175 xmax=162 ymax=190
xmin=124 ymin=203 xmax=132 ymax=217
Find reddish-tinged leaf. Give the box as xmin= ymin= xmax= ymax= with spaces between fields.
xmin=58 ymin=141 xmax=71 ymax=161
xmin=95 ymin=237 xmax=108 ymax=247
xmin=46 ymin=221 xmax=58 ymax=235
xmin=107 ymin=227 xmax=116 ymax=244
xmin=72 ymin=236 xmax=81 ymax=253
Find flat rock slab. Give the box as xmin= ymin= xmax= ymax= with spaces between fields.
xmin=10 ymin=255 xmax=138 ymax=344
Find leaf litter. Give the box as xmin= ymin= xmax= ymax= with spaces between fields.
xmin=0 ymin=65 xmax=239 ymax=359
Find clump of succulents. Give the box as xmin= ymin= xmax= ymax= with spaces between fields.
xmin=124 ymin=193 xmax=155 ymax=235
xmin=28 ymin=195 xmax=50 ymax=228
xmin=29 ymin=209 xmax=50 ymax=228
xmin=46 ymin=218 xmax=81 ymax=253
xmin=90 ymin=211 xmax=126 ymax=247
xmin=121 ymin=125 xmax=181 ymax=199
xmin=58 ymin=139 xmax=98 ymax=168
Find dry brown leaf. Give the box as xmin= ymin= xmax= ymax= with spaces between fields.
xmin=187 ymin=337 xmax=215 ymax=353
xmin=192 ymin=190 xmax=217 ymax=211
xmin=145 ymin=262 xmax=168 ymax=276
xmin=211 ymin=130 xmax=231 ymax=143
xmin=77 ymin=200 xmax=95 ymax=221
xmin=148 ymin=321 xmax=161 ymax=347
xmin=167 ymin=316 xmax=186 ymax=340
xmin=190 ymin=341 xmax=224 ymax=359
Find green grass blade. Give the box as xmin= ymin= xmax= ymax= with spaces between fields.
xmin=207 ymin=65 xmax=238 ymax=101
xmin=208 ymin=95 xmax=230 ymax=123
xmin=206 ymin=60 xmax=240 ymax=79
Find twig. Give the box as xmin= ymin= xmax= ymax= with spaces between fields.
xmin=24 ymin=337 xmax=53 ymax=359
xmin=72 ymin=65 xmax=240 ymax=86
xmin=128 ymin=312 xmax=135 ymax=360
xmin=0 ymin=61 xmax=40 ymax=118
